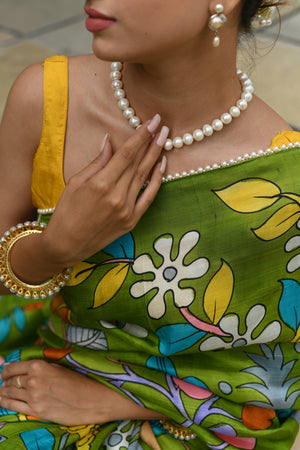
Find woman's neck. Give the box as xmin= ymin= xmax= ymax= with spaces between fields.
xmin=122 ymin=41 xmax=241 ymax=136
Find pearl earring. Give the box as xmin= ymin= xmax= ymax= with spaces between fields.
xmin=208 ymin=4 xmax=227 ymax=48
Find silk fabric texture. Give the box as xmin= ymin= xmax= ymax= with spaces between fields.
xmin=1 ymin=56 xmax=300 ymax=449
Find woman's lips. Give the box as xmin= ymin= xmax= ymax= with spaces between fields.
xmin=85 ymin=8 xmax=116 ymax=32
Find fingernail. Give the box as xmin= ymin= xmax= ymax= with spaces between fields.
xmin=100 ymin=133 xmax=109 ymax=153
xmin=156 ymin=126 xmax=169 ymax=147
xmin=147 ymin=114 xmax=161 ymax=134
xmin=160 ymin=156 xmax=167 ymax=174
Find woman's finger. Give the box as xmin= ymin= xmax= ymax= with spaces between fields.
xmin=133 ymin=156 xmax=167 ymax=223
xmin=68 ymin=133 xmax=113 ymax=185
xmin=0 ymin=383 xmax=29 ymax=403
xmin=2 ymin=374 xmax=27 ymax=389
xmin=0 ymin=395 xmax=31 ymax=416
xmin=102 ymin=114 xmax=161 ymax=182
xmin=0 ymin=361 xmax=30 ymax=380
xmin=127 ymin=125 xmax=169 ymax=196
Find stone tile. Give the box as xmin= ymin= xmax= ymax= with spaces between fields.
xmin=0 ymin=0 xmax=84 ymax=35
xmin=0 ymin=42 xmax=54 ymax=119
xmin=0 ymin=32 xmax=13 ymax=43
xmin=30 ymin=19 xmax=92 ymax=56
xmin=239 ymin=38 xmax=300 ymax=129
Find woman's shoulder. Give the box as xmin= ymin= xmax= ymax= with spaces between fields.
xmin=227 ymin=95 xmax=295 ymax=155
xmin=250 ymin=95 xmax=294 ymax=140
xmin=5 ymin=61 xmax=44 ymax=117
xmin=0 ymin=62 xmax=44 ymax=153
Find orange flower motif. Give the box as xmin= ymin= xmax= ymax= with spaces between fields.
xmin=242 ymin=404 xmax=275 ymax=430
xmin=43 ymin=347 xmax=74 ymax=361
xmin=50 ymin=294 xmax=72 ymax=323
xmin=23 ymin=302 xmax=45 ymax=311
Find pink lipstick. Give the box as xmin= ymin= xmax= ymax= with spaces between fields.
xmin=85 ymin=8 xmax=116 ymax=32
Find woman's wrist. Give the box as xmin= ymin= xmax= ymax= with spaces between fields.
xmin=0 ymin=223 xmax=72 ymax=297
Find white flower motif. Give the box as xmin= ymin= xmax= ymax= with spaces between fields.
xmin=199 ymin=304 xmax=281 ymax=351
xmin=130 ymin=231 xmax=209 ymax=319
xmin=285 ymin=219 xmax=300 ymax=273
xmin=66 ymin=325 xmax=108 ymax=350
xmin=99 ymin=320 xmax=148 ymax=338
xmin=103 ymin=420 xmax=140 ymax=449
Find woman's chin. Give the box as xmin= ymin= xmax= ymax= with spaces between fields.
xmin=91 ymin=40 xmax=119 ymax=62
xmin=91 ymin=38 xmax=154 ymax=65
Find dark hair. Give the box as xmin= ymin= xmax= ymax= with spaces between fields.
xmin=240 ymin=1 xmax=285 ymax=33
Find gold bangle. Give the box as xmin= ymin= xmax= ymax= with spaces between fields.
xmin=0 ymin=222 xmax=71 ymax=299
xmin=159 ymin=419 xmax=197 ymax=441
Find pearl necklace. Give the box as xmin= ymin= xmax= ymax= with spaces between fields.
xmin=111 ymin=61 xmax=254 ymax=151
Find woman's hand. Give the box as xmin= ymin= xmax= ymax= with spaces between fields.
xmin=10 ymin=115 xmax=169 ymax=283
xmin=46 ymin=115 xmax=168 ymax=268
xmin=0 ymin=360 xmax=164 ymax=425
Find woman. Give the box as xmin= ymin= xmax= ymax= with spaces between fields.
xmin=0 ymin=0 xmax=299 ymax=448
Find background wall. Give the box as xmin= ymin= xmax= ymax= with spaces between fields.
xmin=0 ymin=0 xmax=299 ymax=129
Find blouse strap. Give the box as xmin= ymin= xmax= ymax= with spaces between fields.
xmin=31 ymin=55 xmax=68 ymax=210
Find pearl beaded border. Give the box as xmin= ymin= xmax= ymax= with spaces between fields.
xmin=161 ymin=142 xmax=300 ymax=183
xmin=110 ymin=62 xmax=254 ymax=152
xmin=35 ymin=142 xmax=300 ymax=207
xmin=37 ymin=207 xmax=56 ymax=215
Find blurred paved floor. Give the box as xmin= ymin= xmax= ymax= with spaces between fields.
xmin=0 ymin=0 xmax=299 ymax=129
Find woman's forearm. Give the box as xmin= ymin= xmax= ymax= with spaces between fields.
xmin=92 ymin=381 xmax=165 ymax=423
xmin=0 ymin=360 xmax=165 ymax=426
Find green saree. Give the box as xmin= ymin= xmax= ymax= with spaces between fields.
xmin=1 ymin=57 xmax=300 ymax=449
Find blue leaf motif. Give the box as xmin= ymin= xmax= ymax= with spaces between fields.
xmin=156 ymin=323 xmax=206 ymax=356
xmin=183 ymin=377 xmax=209 ymax=390
xmin=279 ymin=279 xmax=300 ymax=332
xmin=6 ymin=349 xmax=21 ymax=363
xmin=0 ymin=316 xmax=11 ymax=344
xmin=0 ymin=407 xmax=16 ymax=415
xmin=146 ymin=355 xmax=177 ymax=377
xmin=103 ymin=233 xmax=135 ymax=260
xmin=13 ymin=307 xmax=26 ymax=332
xmin=20 ymin=428 xmax=55 ymax=449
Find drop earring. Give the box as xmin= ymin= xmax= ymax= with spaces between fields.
xmin=208 ymin=4 xmax=227 ymax=48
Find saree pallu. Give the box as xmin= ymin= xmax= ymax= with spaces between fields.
xmin=1 ymin=56 xmax=300 ymax=449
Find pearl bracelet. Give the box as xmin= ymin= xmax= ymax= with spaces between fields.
xmin=0 ymin=222 xmax=71 ymax=299
xmin=159 ymin=419 xmax=197 ymax=441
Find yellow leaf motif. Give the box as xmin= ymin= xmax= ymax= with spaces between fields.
xmin=60 ymin=424 xmax=100 ymax=449
xmin=66 ymin=262 xmax=95 ymax=287
xmin=292 ymin=325 xmax=300 ymax=343
xmin=281 ymin=193 xmax=300 ymax=205
xmin=203 ymin=260 xmax=234 ymax=325
xmin=214 ymin=178 xmax=281 ymax=213
xmin=92 ymin=263 xmax=129 ymax=308
xmin=253 ymin=203 xmax=300 ymax=241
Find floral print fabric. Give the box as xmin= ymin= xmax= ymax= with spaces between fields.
xmin=1 ymin=143 xmax=300 ymax=449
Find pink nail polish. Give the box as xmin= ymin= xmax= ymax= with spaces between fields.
xmin=100 ymin=133 xmax=109 ymax=153
xmin=156 ymin=126 xmax=169 ymax=147
xmin=160 ymin=155 xmax=167 ymax=174
xmin=147 ymin=114 xmax=161 ymax=134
